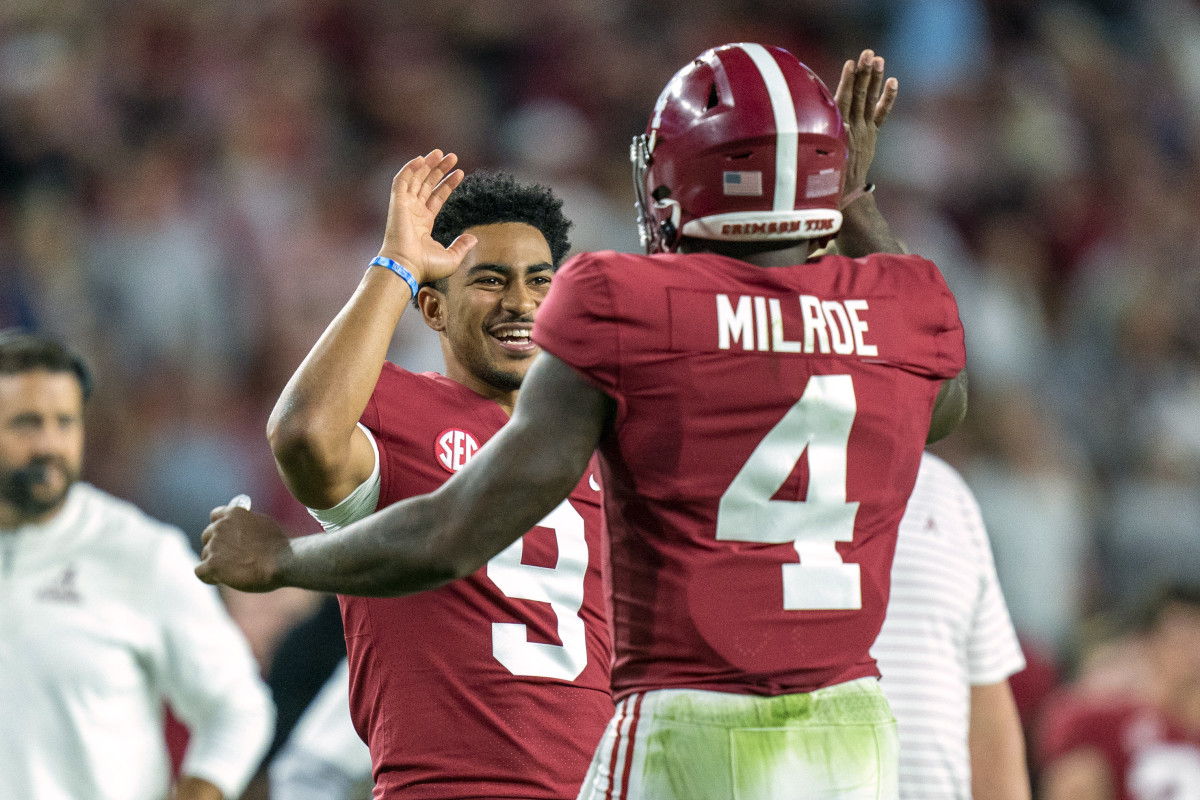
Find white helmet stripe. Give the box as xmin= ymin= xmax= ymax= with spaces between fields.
xmin=735 ymin=43 xmax=798 ymax=213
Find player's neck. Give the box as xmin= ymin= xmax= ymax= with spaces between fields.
xmin=444 ymin=363 xmax=518 ymax=417
xmin=682 ymin=238 xmax=820 ymax=267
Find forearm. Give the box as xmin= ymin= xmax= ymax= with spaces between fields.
xmin=969 ymin=681 xmax=1032 ymax=800
xmin=834 ymin=194 xmax=905 ymax=257
xmin=272 ymin=355 xmax=608 ymax=596
xmin=278 ymin=418 xmax=591 ymax=596
xmin=268 ymin=268 xmax=409 ymax=503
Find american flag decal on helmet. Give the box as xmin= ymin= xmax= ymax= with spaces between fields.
xmin=723 ymin=171 xmax=763 ymax=196
xmin=735 ymin=43 xmax=799 ymax=213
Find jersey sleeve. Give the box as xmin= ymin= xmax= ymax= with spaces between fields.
xmin=150 ymin=529 xmax=275 ymax=798
xmin=308 ymin=424 xmax=382 ymax=530
xmin=868 ymin=254 xmax=966 ymax=381
xmin=532 ymin=251 xmax=622 ymax=395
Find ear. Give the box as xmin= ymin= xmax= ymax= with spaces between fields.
xmin=417 ymin=286 xmax=448 ymax=332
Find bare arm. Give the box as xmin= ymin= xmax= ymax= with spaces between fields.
xmin=969 ymin=680 xmax=1032 ymax=800
xmin=268 ymin=270 xmax=411 ymax=509
xmin=833 ymin=49 xmax=905 ymax=257
xmin=268 ymin=151 xmax=475 ymax=509
xmin=928 ymin=369 xmax=968 ymax=443
xmin=198 ymin=353 xmax=613 ymax=595
xmin=1038 ymin=748 xmax=1114 ymax=800
xmin=835 ymin=195 xmax=905 ymax=258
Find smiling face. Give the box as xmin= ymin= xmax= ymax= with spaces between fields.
xmin=419 ymin=222 xmax=555 ymax=409
xmin=0 ymin=369 xmax=85 ymax=526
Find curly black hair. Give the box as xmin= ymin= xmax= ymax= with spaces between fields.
xmin=418 ymin=170 xmax=572 ymax=305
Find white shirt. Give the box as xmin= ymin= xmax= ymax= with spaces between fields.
xmin=0 ymin=482 xmax=274 ymax=800
xmin=871 ymin=453 xmax=1026 ymax=800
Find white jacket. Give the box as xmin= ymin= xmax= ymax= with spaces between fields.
xmin=0 ymin=482 xmax=274 ymax=800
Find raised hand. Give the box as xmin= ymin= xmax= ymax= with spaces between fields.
xmin=835 ymin=50 xmax=898 ymax=206
xmin=194 ymin=498 xmax=293 ymax=592
xmin=376 ymin=149 xmax=478 ymax=286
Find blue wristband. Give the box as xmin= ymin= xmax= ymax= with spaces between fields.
xmin=369 ymin=256 xmax=420 ymax=297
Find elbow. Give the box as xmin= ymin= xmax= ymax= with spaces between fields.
xmin=266 ymin=409 xmax=342 ymax=477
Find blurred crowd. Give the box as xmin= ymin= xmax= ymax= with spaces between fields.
xmin=2 ymin=0 xmax=1199 ymax=791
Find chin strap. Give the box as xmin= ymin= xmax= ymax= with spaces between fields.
xmin=839 ymin=183 xmax=875 ymax=210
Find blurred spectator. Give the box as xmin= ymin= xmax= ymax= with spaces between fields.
xmin=1037 ymin=585 xmax=1200 ymax=800
xmin=961 ymin=387 xmax=1098 ymax=657
xmin=0 ymin=330 xmax=274 ymax=800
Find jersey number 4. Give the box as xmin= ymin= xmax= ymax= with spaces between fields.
xmin=716 ymin=374 xmax=862 ymax=610
xmin=486 ymin=500 xmax=589 ymax=680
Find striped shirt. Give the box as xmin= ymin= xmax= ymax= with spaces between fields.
xmin=871 ymin=453 xmax=1026 ymax=800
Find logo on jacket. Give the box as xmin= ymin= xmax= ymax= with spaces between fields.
xmin=436 ymin=429 xmax=481 ymax=473
xmin=37 ymin=564 xmax=82 ymax=604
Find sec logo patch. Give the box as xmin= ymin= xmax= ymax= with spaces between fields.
xmin=436 ymin=428 xmax=480 ymax=473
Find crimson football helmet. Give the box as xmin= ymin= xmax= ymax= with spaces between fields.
xmin=632 ymin=43 xmax=848 ymax=254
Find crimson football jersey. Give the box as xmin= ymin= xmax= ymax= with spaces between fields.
xmin=532 ymin=249 xmax=965 ymax=700
xmin=1039 ymin=695 xmax=1200 ymax=800
xmin=343 ymin=365 xmax=612 ymax=799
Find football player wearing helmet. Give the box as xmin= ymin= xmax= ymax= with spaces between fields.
xmin=198 ymin=46 xmax=968 ymax=800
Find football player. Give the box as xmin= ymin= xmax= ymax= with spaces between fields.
xmin=263 ymin=168 xmax=613 ymax=798
xmin=199 ymin=45 xmax=965 ymax=799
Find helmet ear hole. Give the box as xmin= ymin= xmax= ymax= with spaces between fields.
xmin=706 ymin=83 xmax=719 ymax=110
xmin=651 ymin=185 xmax=672 ymax=201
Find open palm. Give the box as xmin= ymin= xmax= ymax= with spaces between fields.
xmin=376 ymin=149 xmax=478 ymax=285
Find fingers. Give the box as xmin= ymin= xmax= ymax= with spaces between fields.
xmin=209 ymin=495 xmax=248 ymax=521
xmin=392 ymin=152 xmax=435 ymax=196
xmin=393 ymin=150 xmax=461 ymax=202
xmin=874 ymin=77 xmax=899 ymax=128
xmin=428 ymin=167 xmax=466 ymax=215
xmin=851 ymin=49 xmax=873 ymax=121
xmin=865 ymin=56 xmax=885 ymax=118
xmin=835 ymin=59 xmax=856 ymax=119
xmin=838 ymin=50 xmax=889 ymax=124
xmin=418 ymin=152 xmax=459 ymax=204
xmin=445 ymin=232 xmax=478 ymax=263
xmin=853 ymin=50 xmax=884 ymax=121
